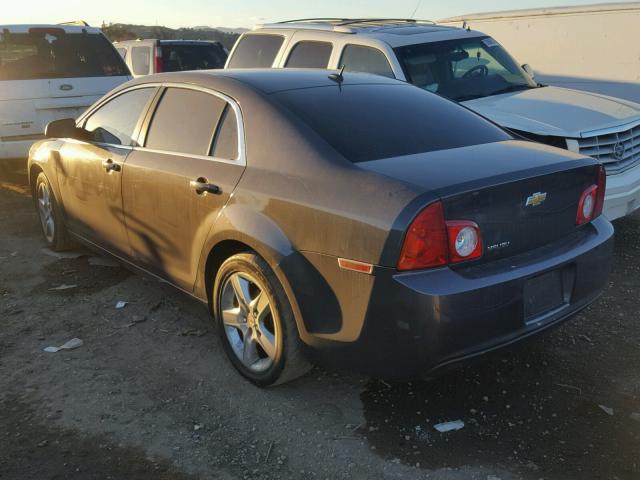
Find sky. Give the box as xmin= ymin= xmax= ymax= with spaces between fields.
xmin=4 ymin=0 xmax=631 ymax=28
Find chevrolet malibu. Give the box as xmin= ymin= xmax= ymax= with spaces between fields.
xmin=28 ymin=69 xmax=613 ymax=386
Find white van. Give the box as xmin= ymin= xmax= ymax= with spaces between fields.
xmin=0 ymin=22 xmax=131 ymax=160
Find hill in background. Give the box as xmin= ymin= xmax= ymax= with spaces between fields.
xmin=102 ymin=23 xmax=245 ymax=50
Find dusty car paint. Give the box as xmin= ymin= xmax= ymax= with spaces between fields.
xmin=29 ymin=70 xmax=614 ymax=377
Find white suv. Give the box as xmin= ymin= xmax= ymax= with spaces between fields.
xmin=0 ymin=22 xmax=131 ymax=160
xmin=226 ymin=19 xmax=640 ymax=220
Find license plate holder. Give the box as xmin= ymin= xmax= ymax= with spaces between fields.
xmin=523 ymin=269 xmax=567 ymax=323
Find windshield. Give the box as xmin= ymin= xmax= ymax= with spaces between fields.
xmin=161 ymin=43 xmax=227 ymax=72
xmin=394 ymin=36 xmax=538 ymax=102
xmin=0 ymin=30 xmax=128 ymax=80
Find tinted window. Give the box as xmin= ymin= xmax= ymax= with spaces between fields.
xmin=161 ymin=43 xmax=227 ymax=72
xmin=146 ymin=88 xmax=226 ymax=156
xmin=0 ymin=31 xmax=128 ymax=80
xmin=116 ymin=47 xmax=127 ymax=59
xmin=84 ymin=88 xmax=154 ymax=146
xmin=340 ymin=45 xmax=394 ymax=78
xmin=227 ymin=34 xmax=283 ymax=68
xmin=274 ymin=84 xmax=510 ymax=163
xmin=210 ymin=106 xmax=238 ymax=160
xmin=131 ymin=46 xmax=150 ymax=75
xmin=285 ymin=41 xmax=332 ymax=69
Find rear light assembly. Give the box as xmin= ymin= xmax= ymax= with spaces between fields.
xmin=154 ymin=45 xmax=163 ymax=73
xmin=397 ymin=201 xmax=483 ymax=271
xmin=576 ymin=165 xmax=606 ymax=225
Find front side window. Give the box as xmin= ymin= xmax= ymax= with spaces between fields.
xmin=0 ymin=30 xmax=128 ymax=80
xmin=394 ymin=36 xmax=538 ymax=102
xmin=285 ymin=41 xmax=332 ymax=69
xmin=131 ymin=46 xmax=151 ymax=76
xmin=340 ymin=45 xmax=394 ymax=78
xmin=226 ymin=34 xmax=284 ymax=68
xmin=145 ymin=88 xmax=228 ymax=156
xmin=84 ymin=88 xmax=154 ymax=146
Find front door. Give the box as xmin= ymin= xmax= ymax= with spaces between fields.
xmin=122 ymin=86 xmax=246 ymax=290
xmin=56 ymin=87 xmax=156 ymax=256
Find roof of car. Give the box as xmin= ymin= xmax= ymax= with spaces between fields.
xmin=254 ymin=18 xmax=485 ymax=46
xmin=0 ymin=23 xmax=102 ymax=34
xmin=127 ymin=68 xmax=404 ymax=95
xmin=114 ymin=39 xmax=222 ymax=45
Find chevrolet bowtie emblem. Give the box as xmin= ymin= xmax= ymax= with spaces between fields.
xmin=526 ymin=192 xmax=547 ymax=207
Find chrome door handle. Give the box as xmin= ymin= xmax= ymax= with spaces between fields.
xmin=190 ymin=177 xmax=221 ymax=195
xmin=102 ymin=159 xmax=121 ymax=172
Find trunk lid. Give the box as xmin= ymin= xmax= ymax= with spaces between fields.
xmin=359 ymin=140 xmax=600 ymax=264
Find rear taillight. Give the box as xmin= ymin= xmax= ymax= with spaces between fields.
xmin=397 ymin=201 xmax=483 ymax=271
xmin=154 ymin=45 xmax=163 ymax=73
xmin=445 ymin=220 xmax=483 ymax=264
xmin=576 ymin=165 xmax=606 ymax=225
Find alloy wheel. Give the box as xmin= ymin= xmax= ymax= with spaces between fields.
xmin=220 ymin=272 xmax=279 ymax=373
xmin=37 ymin=182 xmax=55 ymax=243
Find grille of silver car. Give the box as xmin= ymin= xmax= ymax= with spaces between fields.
xmin=578 ymin=125 xmax=640 ymax=174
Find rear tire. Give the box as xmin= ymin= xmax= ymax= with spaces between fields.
xmin=213 ymin=252 xmax=312 ymax=387
xmin=34 ymin=172 xmax=73 ymax=251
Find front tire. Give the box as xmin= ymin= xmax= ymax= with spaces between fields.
xmin=34 ymin=172 xmax=73 ymax=251
xmin=213 ymin=252 xmax=311 ymax=387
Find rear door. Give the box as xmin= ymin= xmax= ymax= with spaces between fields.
xmin=122 ymin=85 xmax=246 ymax=290
xmin=0 ymin=27 xmax=130 ymax=141
xmin=57 ymin=87 xmax=157 ymax=256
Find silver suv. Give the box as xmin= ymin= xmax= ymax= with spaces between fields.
xmin=226 ymin=19 xmax=640 ymax=220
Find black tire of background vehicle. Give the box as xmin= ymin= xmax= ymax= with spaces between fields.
xmin=34 ymin=172 xmax=74 ymax=251
xmin=213 ymin=252 xmax=312 ymax=387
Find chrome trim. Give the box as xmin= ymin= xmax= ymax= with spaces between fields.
xmin=78 ymin=82 xmax=247 ymax=167
xmin=581 ymin=117 xmax=640 ymax=138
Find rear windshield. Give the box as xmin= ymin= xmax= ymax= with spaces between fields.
xmin=161 ymin=43 xmax=227 ymax=72
xmin=273 ymin=84 xmax=511 ymax=163
xmin=0 ymin=30 xmax=128 ymax=80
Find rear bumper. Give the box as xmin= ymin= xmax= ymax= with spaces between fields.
xmin=604 ymin=164 xmax=640 ymax=220
xmin=316 ymin=216 xmax=614 ymax=378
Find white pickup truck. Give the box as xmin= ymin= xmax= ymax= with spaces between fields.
xmin=226 ymin=19 xmax=640 ymax=220
xmin=0 ymin=22 xmax=131 ymax=161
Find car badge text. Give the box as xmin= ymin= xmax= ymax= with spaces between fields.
xmin=525 ymin=192 xmax=547 ymax=207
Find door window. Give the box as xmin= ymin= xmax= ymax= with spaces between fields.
xmin=210 ymin=105 xmax=238 ymax=160
xmin=226 ymin=34 xmax=284 ymax=68
xmin=285 ymin=41 xmax=332 ymax=69
xmin=340 ymin=45 xmax=394 ymax=78
xmin=131 ymin=46 xmax=151 ymax=75
xmin=84 ymin=87 xmax=154 ymax=146
xmin=145 ymin=88 xmax=228 ymax=156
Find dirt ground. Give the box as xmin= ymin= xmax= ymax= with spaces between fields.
xmin=1 ymin=159 xmax=639 ymax=480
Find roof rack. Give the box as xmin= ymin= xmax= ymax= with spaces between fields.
xmin=58 ymin=20 xmax=90 ymax=26
xmin=260 ymin=18 xmax=437 ymax=33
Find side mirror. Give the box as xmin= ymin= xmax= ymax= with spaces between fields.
xmin=522 ymin=64 xmax=535 ymax=80
xmin=45 ymin=118 xmax=82 ymax=139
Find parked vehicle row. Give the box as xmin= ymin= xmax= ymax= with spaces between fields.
xmin=29 ymin=69 xmax=613 ymax=385
xmin=225 ymin=18 xmax=640 ymax=221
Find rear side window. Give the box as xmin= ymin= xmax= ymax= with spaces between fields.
xmin=210 ymin=106 xmax=238 ymax=160
xmin=145 ymin=88 xmax=227 ymax=156
xmin=0 ymin=30 xmax=128 ymax=80
xmin=131 ymin=46 xmax=151 ymax=76
xmin=285 ymin=41 xmax=332 ymax=69
xmin=340 ymin=45 xmax=394 ymax=78
xmin=115 ymin=47 xmax=126 ymax=59
xmin=84 ymin=88 xmax=154 ymax=146
xmin=161 ymin=43 xmax=227 ymax=72
xmin=227 ymin=34 xmax=283 ymax=68
xmin=274 ymin=84 xmax=510 ymax=163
